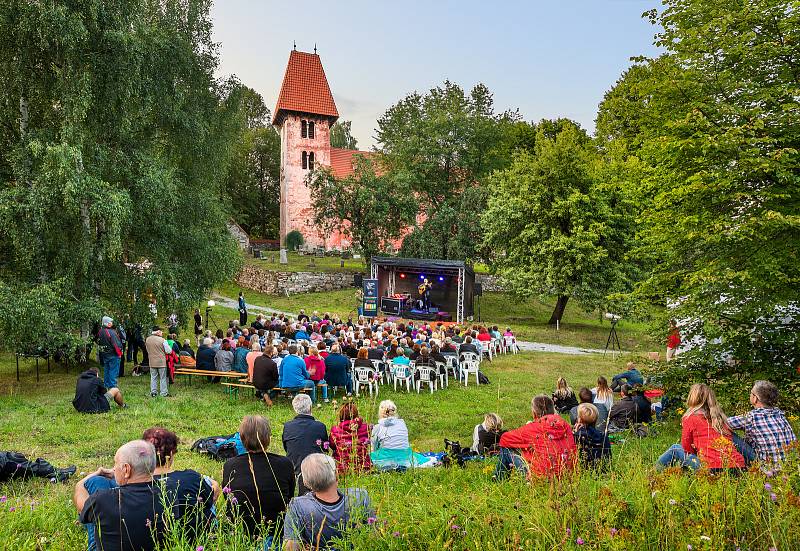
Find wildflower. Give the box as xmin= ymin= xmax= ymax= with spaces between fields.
xmin=0 ymin=496 xmax=5 ymax=503
xmin=687 ymin=546 xmax=692 ymax=550
xmin=392 ymin=532 xmax=401 ymax=537
xmin=9 ymin=507 xmax=15 ymax=512
xmin=197 ymin=547 xmax=204 ymax=551
xmin=770 ymin=493 xmax=777 ymax=502
xmin=145 ymin=519 xmax=151 ymax=528
xmin=765 ymin=470 xmax=774 ymax=478
xmin=450 ymin=524 xmax=460 ymax=531
xmin=576 ymin=537 xmax=585 ymax=545
xmin=230 ymin=496 xmax=238 ymax=505
xmin=323 ymin=441 xmax=330 ymax=450
xmin=566 ymin=528 xmax=571 ymax=536
xmin=669 ymin=499 xmax=677 ymax=506
xmin=316 ymin=439 xmax=322 ymax=446
xmin=764 ymin=483 xmax=772 ymax=491
xmin=367 ymin=517 xmax=377 ymax=525
xmin=609 ymin=528 xmax=618 ymax=536
xmin=222 ymin=486 xmax=232 ymax=495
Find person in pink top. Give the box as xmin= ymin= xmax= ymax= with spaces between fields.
xmin=329 ymin=403 xmax=372 ymax=473
xmin=245 ymin=343 xmax=262 ymax=381
xmin=304 ymin=346 xmax=329 ymax=403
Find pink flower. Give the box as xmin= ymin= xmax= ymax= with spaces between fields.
xmin=576 ymin=537 xmax=585 ymax=545
xmin=367 ymin=517 xmax=377 ymax=525
xmin=0 ymin=496 xmax=5 ymax=503
xmin=145 ymin=519 xmax=151 ymax=528
xmin=610 ymin=528 xmax=618 ymax=536
xmin=764 ymin=482 xmax=772 ymax=491
xmin=9 ymin=507 xmax=16 ymax=512
xmin=222 ymin=486 xmax=232 ymax=494
xmin=229 ymin=496 xmax=238 ymax=505
xmin=392 ymin=531 xmax=401 ymax=537
xmin=770 ymin=493 xmax=777 ymax=502
xmin=316 ymin=439 xmax=322 ymax=446
xmin=196 ymin=547 xmax=204 ymax=551
xmin=323 ymin=441 xmax=330 ymax=450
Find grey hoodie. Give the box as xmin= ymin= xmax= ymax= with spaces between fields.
xmin=371 ymin=417 xmax=410 ymax=450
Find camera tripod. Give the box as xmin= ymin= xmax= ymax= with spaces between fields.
xmin=603 ymin=319 xmax=621 ymax=358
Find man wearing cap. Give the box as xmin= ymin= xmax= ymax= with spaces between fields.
xmin=145 ymin=326 xmax=172 ymax=397
xmin=97 ymin=316 xmax=124 ymax=390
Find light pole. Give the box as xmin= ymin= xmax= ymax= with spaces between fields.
xmin=205 ymin=299 xmax=215 ymax=332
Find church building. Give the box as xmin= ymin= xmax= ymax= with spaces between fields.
xmin=272 ymin=49 xmax=372 ymax=250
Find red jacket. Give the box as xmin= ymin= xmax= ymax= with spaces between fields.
xmin=499 ymin=414 xmax=577 ymax=478
xmin=304 ymin=356 xmax=326 ymax=382
xmin=681 ymin=414 xmax=744 ymax=469
xmin=329 ymin=418 xmax=372 ymax=473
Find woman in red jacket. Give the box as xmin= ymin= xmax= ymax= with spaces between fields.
xmin=656 ymin=383 xmax=744 ymax=472
xmin=495 ymin=395 xmax=577 ymax=479
xmin=304 ymin=346 xmax=329 ymax=403
xmin=329 ymin=403 xmax=372 ymax=473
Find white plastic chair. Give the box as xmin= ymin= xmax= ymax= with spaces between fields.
xmin=354 ymin=367 xmax=378 ymax=397
xmin=503 ymin=335 xmax=519 ymax=354
xmin=445 ymin=355 xmax=460 ymax=382
xmin=391 ymin=363 xmax=413 ymax=392
xmin=371 ymin=359 xmax=387 ymax=384
xmin=415 ymin=366 xmax=437 ymax=394
xmin=491 ymin=337 xmax=503 ymax=355
xmin=460 ymin=360 xmax=480 ymax=387
xmin=479 ymin=342 xmax=493 ymax=362
xmin=434 ymin=361 xmax=448 ymax=388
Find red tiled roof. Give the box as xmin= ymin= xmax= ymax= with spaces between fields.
xmin=330 ymin=148 xmax=376 ymax=179
xmin=272 ymin=50 xmax=339 ymax=125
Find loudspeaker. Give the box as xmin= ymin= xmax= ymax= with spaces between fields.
xmin=353 ymin=274 xmax=363 ymax=288
xmin=474 ymin=283 xmax=483 ymax=296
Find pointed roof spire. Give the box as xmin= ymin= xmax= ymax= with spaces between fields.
xmin=272 ymin=50 xmax=339 ymax=126
xmin=314 ymin=43 xmax=317 ymax=55
xmin=293 ymin=40 xmax=296 ymax=50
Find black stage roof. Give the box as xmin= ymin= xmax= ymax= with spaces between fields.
xmin=370 ymin=257 xmax=474 ymax=276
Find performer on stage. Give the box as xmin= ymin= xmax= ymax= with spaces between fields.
xmin=418 ymin=278 xmax=432 ymax=312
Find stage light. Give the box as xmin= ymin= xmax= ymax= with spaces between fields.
xmin=399 ymin=273 xmax=406 ymax=279
xmin=419 ymin=274 xmax=425 ymax=280
xmin=438 ymin=276 xmax=444 ymax=282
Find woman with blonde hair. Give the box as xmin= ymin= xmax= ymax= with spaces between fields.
xmin=656 ymin=383 xmax=744 ymax=472
xmin=370 ymin=400 xmax=435 ymax=470
xmin=552 ymin=377 xmax=579 ymax=413
xmin=592 ymin=376 xmax=614 ymax=411
xmin=471 ymin=412 xmax=506 ymax=455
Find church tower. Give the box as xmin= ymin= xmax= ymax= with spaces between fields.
xmin=273 ymin=50 xmax=339 ymax=250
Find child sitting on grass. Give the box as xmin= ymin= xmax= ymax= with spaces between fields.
xmin=573 ymin=403 xmax=611 ymax=470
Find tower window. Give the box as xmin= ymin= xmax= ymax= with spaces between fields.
xmin=308 ymin=121 xmax=315 ymax=139
xmin=308 ymin=151 xmax=315 ymax=168
xmin=301 ymin=151 xmax=308 ymax=169
xmin=301 ymin=120 xmax=307 ymax=138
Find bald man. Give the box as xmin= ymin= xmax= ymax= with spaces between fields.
xmin=74 ymin=440 xmax=167 ymax=551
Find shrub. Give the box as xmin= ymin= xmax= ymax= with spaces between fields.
xmin=285 ymin=230 xmax=304 ymax=251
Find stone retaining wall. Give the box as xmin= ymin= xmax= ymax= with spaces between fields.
xmin=236 ymin=265 xmax=355 ymax=295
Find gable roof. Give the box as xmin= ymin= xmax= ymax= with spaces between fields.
xmin=330 ymin=148 xmax=375 ymax=179
xmin=273 ymin=50 xmax=339 ymax=125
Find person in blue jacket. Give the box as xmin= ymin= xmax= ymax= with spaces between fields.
xmin=280 ymin=345 xmax=317 ymax=404
xmin=611 ymin=362 xmax=644 ymax=391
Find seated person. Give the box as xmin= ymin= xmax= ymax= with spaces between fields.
xmin=569 ymin=387 xmax=608 ymax=430
xmin=591 ymin=376 xmax=614 ymax=412
xmin=223 ymin=416 xmax=295 ymax=544
xmin=279 ymin=345 xmax=317 ymax=404
xmin=471 ymin=413 xmax=506 ymax=456
xmin=324 ymin=344 xmax=354 ymax=396
xmin=728 ymin=380 xmax=797 ymax=466
xmin=631 ymin=386 xmax=653 ymax=424
xmin=611 ymin=362 xmax=643 ymax=391
xmin=195 ymin=337 xmax=216 ymax=371
xmin=458 ymin=336 xmax=479 ymax=356
xmin=72 ymin=367 xmax=126 ymax=413
xmin=329 ymin=403 xmax=372 ymax=473
xmin=232 ymin=338 xmax=250 ymax=373
xmin=179 ymin=339 xmax=195 ymax=358
xmin=283 ymin=454 xmax=374 ymax=551
xmin=607 ymin=385 xmax=639 ymax=432
xmin=353 ymin=347 xmax=374 ymax=369
xmin=552 ymin=377 xmax=579 ymax=413
xmin=143 ymin=427 xmax=219 ymax=542
xmin=656 ymin=384 xmax=745 ymax=472
xmin=282 ymin=395 xmax=328 ymax=495
xmin=370 ymin=400 xmax=434 ymax=470
xmin=496 ymin=395 xmax=577 ymax=479
xmin=252 ymin=345 xmax=279 ymax=406
xmin=74 ymin=440 xmax=166 ymax=551
xmin=304 ymin=346 xmax=329 ymax=403
xmin=573 ymin=403 xmax=611 ymax=469
xmin=245 ymin=343 xmax=262 ymax=380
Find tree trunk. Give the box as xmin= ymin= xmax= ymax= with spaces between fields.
xmin=548 ymin=295 xmax=570 ymax=325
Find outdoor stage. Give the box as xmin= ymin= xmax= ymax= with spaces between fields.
xmin=370 ymin=257 xmax=475 ymax=324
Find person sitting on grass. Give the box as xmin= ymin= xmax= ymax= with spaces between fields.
xmin=72 ymin=367 xmax=126 ymax=413
xmin=142 ymin=427 xmax=220 ymax=542
xmin=370 ymin=400 xmax=435 ymax=470
xmin=727 ymin=380 xmax=797 ymax=466
xmin=74 ymin=440 xmax=166 ymax=551
xmin=611 ymin=361 xmax=644 ymax=391
xmin=569 ymin=387 xmax=607 ymax=430
xmin=252 ymin=345 xmax=279 ymax=406
xmin=656 ymin=383 xmax=745 ymax=473
xmin=592 ymin=376 xmax=614 ymax=412
xmin=279 ymin=345 xmax=317 ymax=404
xmin=607 ymin=384 xmax=639 ymax=432
xmin=283 ymin=394 xmax=328 ymax=495
xmin=324 ymin=344 xmax=354 ymax=396
xmin=471 ymin=413 xmax=506 ymax=456
xmin=573 ymin=403 xmax=611 ymax=470
xmin=552 ymin=377 xmax=579 ymax=413
xmin=495 ymin=395 xmax=577 ymax=480
xmin=304 ymin=346 xmax=329 ymax=403
xmin=329 ymin=403 xmax=372 ymax=473
xmin=631 ymin=386 xmax=653 ymax=424
xmin=283 ymin=453 xmax=375 ymax=551
xmin=222 ymin=416 xmax=295 ymax=545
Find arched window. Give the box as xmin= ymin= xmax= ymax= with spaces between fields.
xmin=308 ymin=121 xmax=315 ymax=139
xmin=308 ymin=151 xmax=315 ymax=168
xmin=301 ymin=120 xmax=308 ymax=138
xmin=301 ymin=151 xmax=308 ymax=169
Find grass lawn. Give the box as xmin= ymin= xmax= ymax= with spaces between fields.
xmin=213 ymin=283 xmax=655 ymax=352
xmin=1 ymin=351 xmax=798 ymax=550
xmin=244 ymin=251 xmax=367 ymax=273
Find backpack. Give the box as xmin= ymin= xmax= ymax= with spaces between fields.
xmin=191 ymin=434 xmax=239 ymax=461
xmin=478 ymin=371 xmax=491 ymax=385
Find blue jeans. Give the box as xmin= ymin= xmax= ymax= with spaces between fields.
xmin=82 ymin=476 xmax=118 ymax=550
xmin=656 ymin=443 xmax=701 ymax=471
xmin=101 ymin=354 xmax=120 ymax=390
xmin=732 ymin=433 xmax=757 ymax=465
xmin=316 ymin=379 xmax=328 ymax=401
xmin=493 ymin=447 xmax=529 ymax=480
xmin=300 ymin=379 xmax=316 ymax=403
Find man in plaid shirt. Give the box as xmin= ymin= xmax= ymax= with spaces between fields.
xmin=728 ymin=380 xmax=796 ymax=465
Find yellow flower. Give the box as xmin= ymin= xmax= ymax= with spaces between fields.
xmin=677 ymin=408 xmax=685 ymax=415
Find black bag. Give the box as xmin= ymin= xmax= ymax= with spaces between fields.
xmin=478 ymin=371 xmax=490 ymax=385
xmin=191 ymin=434 xmax=238 ymax=461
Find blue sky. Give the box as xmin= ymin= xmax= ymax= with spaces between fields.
xmin=211 ymin=0 xmax=661 ymax=148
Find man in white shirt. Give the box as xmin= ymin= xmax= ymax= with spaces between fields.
xmin=145 ymin=327 xmax=173 ymax=397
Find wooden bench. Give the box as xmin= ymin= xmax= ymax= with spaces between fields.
xmin=221 ymin=382 xmax=327 ymax=400
xmin=174 ymin=369 xmax=248 ymax=385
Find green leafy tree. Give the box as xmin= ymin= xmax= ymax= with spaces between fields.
xmin=225 ymin=85 xmax=280 ymax=238
xmin=330 ymin=120 xmax=358 ymax=150
xmin=308 ymin=155 xmax=417 ymax=262
xmin=483 ymin=122 xmax=637 ymax=324
xmin=0 ymin=0 xmax=241 ymax=344
xmin=377 ymin=81 xmax=514 ymax=261
xmin=599 ymin=0 xmax=800 ymax=372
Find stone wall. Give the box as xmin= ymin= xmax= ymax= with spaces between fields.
xmin=236 ymin=265 xmax=355 ymax=295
